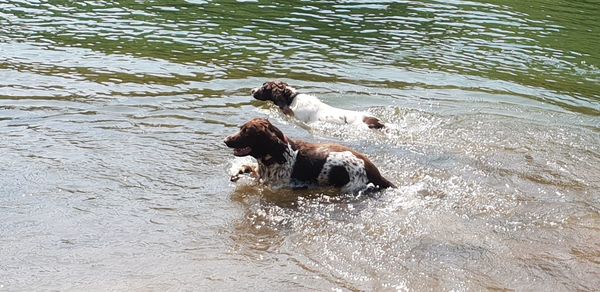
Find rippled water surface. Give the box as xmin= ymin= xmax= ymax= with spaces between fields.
xmin=1 ymin=0 xmax=599 ymax=290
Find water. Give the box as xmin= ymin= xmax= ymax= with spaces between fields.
xmin=1 ymin=0 xmax=599 ymax=290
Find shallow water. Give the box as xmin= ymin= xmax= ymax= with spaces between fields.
xmin=1 ymin=0 xmax=599 ymax=290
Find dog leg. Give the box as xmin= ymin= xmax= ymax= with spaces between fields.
xmin=230 ymin=163 xmax=259 ymax=182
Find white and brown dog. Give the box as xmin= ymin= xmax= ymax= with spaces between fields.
xmin=224 ymin=118 xmax=395 ymax=193
xmin=252 ymin=81 xmax=386 ymax=129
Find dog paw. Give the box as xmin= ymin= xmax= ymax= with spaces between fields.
xmin=230 ymin=164 xmax=258 ymax=182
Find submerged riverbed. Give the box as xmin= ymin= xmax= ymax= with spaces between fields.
xmin=1 ymin=0 xmax=599 ymax=290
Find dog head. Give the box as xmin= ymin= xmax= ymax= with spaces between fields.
xmin=251 ymin=81 xmax=297 ymax=116
xmin=224 ymin=118 xmax=290 ymax=165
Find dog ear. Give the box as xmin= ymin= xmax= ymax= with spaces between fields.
xmin=265 ymin=122 xmax=289 ymax=164
xmin=266 ymin=121 xmax=286 ymax=143
xmin=283 ymin=86 xmax=293 ymax=98
xmin=275 ymin=100 xmax=294 ymax=116
xmin=272 ymin=85 xmax=294 ymax=115
xmin=281 ymin=106 xmax=294 ymax=116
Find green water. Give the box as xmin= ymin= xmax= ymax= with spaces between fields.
xmin=1 ymin=0 xmax=599 ymax=290
xmin=2 ymin=1 xmax=599 ymax=108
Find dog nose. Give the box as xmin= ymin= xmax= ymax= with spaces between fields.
xmin=224 ymin=136 xmax=232 ymax=145
xmin=251 ymin=88 xmax=257 ymax=94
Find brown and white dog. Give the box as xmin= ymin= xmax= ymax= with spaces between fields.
xmin=251 ymin=81 xmax=386 ymax=129
xmin=224 ymin=118 xmax=395 ymax=193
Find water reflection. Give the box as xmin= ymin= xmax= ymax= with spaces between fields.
xmin=1 ymin=0 xmax=599 ymax=109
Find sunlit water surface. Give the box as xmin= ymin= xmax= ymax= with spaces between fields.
xmin=1 ymin=0 xmax=599 ymax=290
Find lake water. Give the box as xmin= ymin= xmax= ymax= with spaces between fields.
xmin=1 ymin=0 xmax=599 ymax=290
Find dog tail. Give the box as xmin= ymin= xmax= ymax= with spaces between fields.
xmin=363 ymin=116 xmax=385 ymax=129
